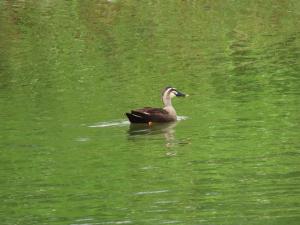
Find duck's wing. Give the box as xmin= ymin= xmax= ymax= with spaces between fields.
xmin=133 ymin=107 xmax=168 ymax=115
xmin=126 ymin=107 xmax=170 ymax=123
xmin=125 ymin=112 xmax=149 ymax=123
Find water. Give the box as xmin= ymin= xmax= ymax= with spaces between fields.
xmin=1 ymin=0 xmax=300 ymax=224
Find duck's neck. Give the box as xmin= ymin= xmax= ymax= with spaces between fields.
xmin=163 ymin=94 xmax=172 ymax=107
xmin=162 ymin=95 xmax=177 ymax=116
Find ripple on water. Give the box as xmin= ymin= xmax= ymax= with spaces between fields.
xmin=88 ymin=116 xmax=188 ymax=128
xmin=71 ymin=220 xmax=132 ymax=225
xmin=134 ymin=190 xmax=169 ymax=195
xmin=88 ymin=120 xmax=129 ymax=128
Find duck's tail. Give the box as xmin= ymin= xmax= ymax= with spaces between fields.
xmin=125 ymin=112 xmax=150 ymax=123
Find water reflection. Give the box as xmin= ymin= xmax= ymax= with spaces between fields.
xmin=128 ymin=122 xmax=177 ymax=148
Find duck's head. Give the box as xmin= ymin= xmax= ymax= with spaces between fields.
xmin=162 ymin=86 xmax=187 ymax=98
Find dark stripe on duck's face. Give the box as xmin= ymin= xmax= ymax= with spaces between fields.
xmin=167 ymin=88 xmax=175 ymax=95
xmin=165 ymin=87 xmax=174 ymax=92
xmin=162 ymin=87 xmax=186 ymax=97
xmin=163 ymin=87 xmax=186 ymax=97
xmin=162 ymin=87 xmax=175 ymax=96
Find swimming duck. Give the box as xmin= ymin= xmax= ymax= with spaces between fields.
xmin=125 ymin=87 xmax=186 ymax=124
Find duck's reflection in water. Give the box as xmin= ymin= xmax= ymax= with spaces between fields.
xmin=127 ymin=122 xmax=178 ymax=148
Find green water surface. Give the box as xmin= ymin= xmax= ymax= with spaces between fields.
xmin=1 ymin=0 xmax=300 ymax=224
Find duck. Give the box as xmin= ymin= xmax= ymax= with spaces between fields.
xmin=125 ymin=87 xmax=187 ymax=124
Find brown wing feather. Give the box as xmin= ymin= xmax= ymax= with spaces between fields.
xmin=133 ymin=107 xmax=168 ymax=115
xmin=130 ymin=107 xmax=174 ymax=122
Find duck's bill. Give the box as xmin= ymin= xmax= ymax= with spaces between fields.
xmin=176 ymin=91 xmax=187 ymax=97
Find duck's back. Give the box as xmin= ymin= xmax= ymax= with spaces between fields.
xmin=126 ymin=107 xmax=176 ymax=123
